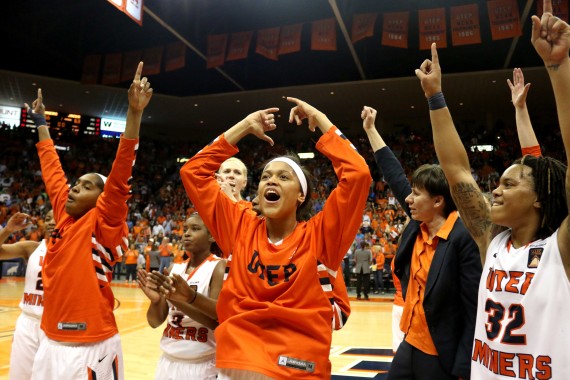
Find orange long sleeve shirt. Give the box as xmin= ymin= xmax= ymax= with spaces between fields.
xmin=37 ymin=137 xmax=135 ymax=342
xmin=180 ymin=127 xmax=371 ymax=379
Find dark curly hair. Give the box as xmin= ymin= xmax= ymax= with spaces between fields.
xmin=514 ymin=155 xmax=567 ymax=239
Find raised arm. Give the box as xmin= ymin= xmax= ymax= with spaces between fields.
xmin=124 ymin=62 xmax=153 ymax=139
xmin=180 ymin=108 xmax=278 ymax=256
xmin=290 ymin=98 xmax=371 ymax=270
xmin=362 ymin=106 xmax=412 ymax=217
xmin=415 ymin=43 xmax=492 ymax=260
xmin=507 ymin=68 xmax=541 ymax=154
xmin=287 ymin=96 xmax=334 ymax=135
xmin=96 ymin=63 xmax=153 ymax=253
xmin=25 ymin=89 xmax=50 ymax=142
xmin=0 ymin=213 xmax=40 ymax=260
xmin=223 ymin=108 xmax=279 ymax=146
xmin=531 ymin=0 xmax=570 ymax=272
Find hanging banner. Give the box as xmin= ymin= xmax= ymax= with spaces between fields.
xmin=278 ymin=24 xmax=303 ymax=55
xmin=143 ymin=46 xmax=164 ymax=74
xmin=102 ymin=53 xmax=122 ymax=85
xmin=488 ymin=0 xmax=522 ymax=40
xmin=381 ymin=12 xmax=409 ymax=48
xmin=165 ymin=42 xmax=186 ymax=72
xmin=207 ymin=34 xmax=228 ymax=68
xmin=352 ymin=13 xmax=377 ymax=43
xmin=256 ymin=27 xmax=280 ymax=60
xmin=125 ymin=0 xmax=143 ymax=26
xmin=418 ymin=8 xmax=447 ymax=50
xmin=226 ymin=31 xmax=253 ymax=61
xmin=81 ymin=54 xmax=102 ymax=85
xmin=107 ymin=0 xmax=124 ymax=10
xmin=311 ymin=18 xmax=336 ymax=51
xmin=121 ymin=50 xmax=142 ymax=82
xmin=107 ymin=0 xmax=143 ymax=26
xmin=451 ymin=4 xmax=481 ymax=46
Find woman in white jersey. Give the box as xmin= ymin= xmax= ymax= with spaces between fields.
xmin=414 ymin=1 xmax=570 ymax=377
xmin=138 ymin=212 xmax=226 ymax=380
xmin=2 ymin=210 xmax=55 ymax=380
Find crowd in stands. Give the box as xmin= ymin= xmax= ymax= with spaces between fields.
xmin=0 ymin=117 xmax=564 ymax=283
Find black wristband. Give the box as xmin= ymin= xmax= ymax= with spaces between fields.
xmin=28 ymin=111 xmax=47 ymax=127
xmin=188 ymin=290 xmax=198 ymax=304
xmin=428 ymin=92 xmax=446 ymax=111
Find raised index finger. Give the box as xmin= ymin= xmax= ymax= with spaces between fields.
xmin=37 ymin=88 xmax=43 ymax=102
xmin=286 ymin=96 xmax=301 ymax=105
xmin=430 ymin=43 xmax=439 ymax=66
xmin=133 ymin=61 xmax=143 ymax=82
xmin=543 ymin=0 xmax=553 ymax=15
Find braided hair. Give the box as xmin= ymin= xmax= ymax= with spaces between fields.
xmin=514 ymin=155 xmax=567 ymax=240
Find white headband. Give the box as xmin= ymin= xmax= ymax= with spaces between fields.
xmin=264 ymin=157 xmax=307 ymax=197
xmin=95 ymin=173 xmax=107 ymax=185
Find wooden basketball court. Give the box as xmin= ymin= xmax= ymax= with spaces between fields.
xmin=0 ymin=277 xmax=395 ymax=379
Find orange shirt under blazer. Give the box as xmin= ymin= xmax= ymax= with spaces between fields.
xmin=400 ymin=211 xmax=458 ymax=355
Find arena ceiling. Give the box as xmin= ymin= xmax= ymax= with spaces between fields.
xmin=0 ymin=0 xmax=560 ymax=140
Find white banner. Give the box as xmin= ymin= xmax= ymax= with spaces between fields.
xmin=0 ymin=105 xmax=21 ymax=128
xmin=125 ymin=0 xmax=143 ymax=25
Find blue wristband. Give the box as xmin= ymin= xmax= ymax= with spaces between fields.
xmin=428 ymin=92 xmax=446 ymax=111
xmin=28 ymin=111 xmax=46 ymax=127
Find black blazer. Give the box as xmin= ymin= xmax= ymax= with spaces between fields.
xmin=374 ymin=146 xmax=482 ymax=379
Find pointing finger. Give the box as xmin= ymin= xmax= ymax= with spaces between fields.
xmin=134 ymin=61 xmax=143 ymax=82
xmin=431 ymin=43 xmax=439 ymax=67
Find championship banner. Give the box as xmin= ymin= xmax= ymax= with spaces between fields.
xmin=226 ymin=31 xmax=253 ymax=61
xmin=537 ymin=0 xmax=568 ymax=21
xmin=418 ymin=8 xmax=447 ymax=50
xmin=352 ymin=13 xmax=377 ymax=43
xmin=278 ymin=24 xmax=302 ymax=55
xmin=143 ymin=46 xmax=164 ymax=74
xmin=381 ymin=12 xmax=409 ymax=48
xmin=81 ymin=55 xmax=102 ymax=85
xmin=451 ymin=4 xmax=482 ymax=46
xmin=107 ymin=0 xmax=143 ymax=26
xmin=121 ymin=50 xmax=142 ymax=81
xmin=102 ymin=53 xmax=122 ymax=85
xmin=256 ymin=27 xmax=280 ymax=60
xmin=488 ymin=0 xmax=522 ymax=40
xmin=207 ymin=34 xmax=228 ymax=68
xmin=107 ymin=0 xmax=124 ymax=10
xmin=125 ymin=0 xmax=143 ymax=26
xmin=165 ymin=42 xmax=186 ymax=72
xmin=311 ymin=18 xmax=337 ymax=51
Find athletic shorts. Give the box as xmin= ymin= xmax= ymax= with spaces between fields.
xmin=10 ymin=312 xmax=45 ymax=380
xmin=31 ymin=333 xmax=123 ymax=380
xmin=155 ymin=353 xmax=217 ymax=379
xmin=392 ymin=304 xmax=405 ymax=353
xmin=218 ymin=368 xmax=276 ymax=380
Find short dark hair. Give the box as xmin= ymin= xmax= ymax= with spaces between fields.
xmin=411 ymin=164 xmax=456 ymax=217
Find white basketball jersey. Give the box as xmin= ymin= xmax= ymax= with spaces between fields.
xmin=471 ymin=229 xmax=570 ymax=379
xmin=160 ymin=255 xmax=220 ymax=360
xmin=18 ymin=240 xmax=47 ymax=318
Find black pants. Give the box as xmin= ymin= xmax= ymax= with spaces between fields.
xmin=356 ymin=269 xmax=370 ymax=297
xmin=387 ymin=340 xmax=457 ymax=380
xmin=125 ymin=264 xmax=137 ymax=281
